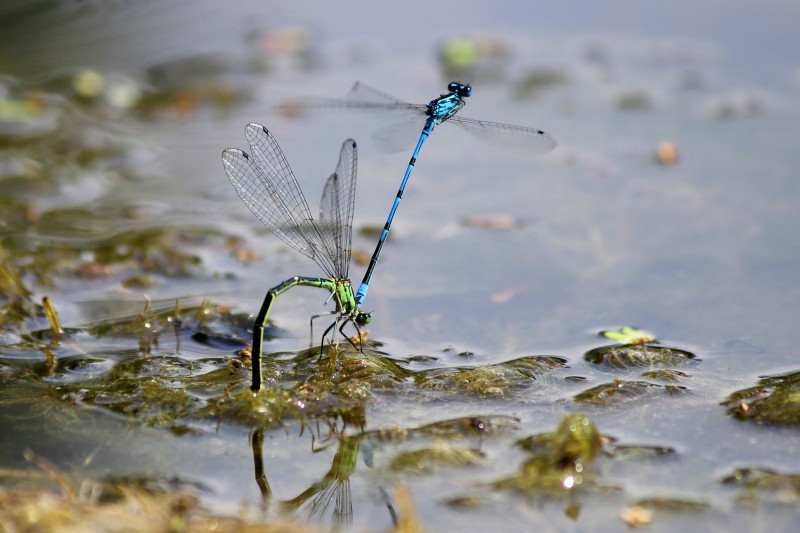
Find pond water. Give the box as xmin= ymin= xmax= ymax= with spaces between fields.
xmin=1 ymin=1 xmax=799 ymax=531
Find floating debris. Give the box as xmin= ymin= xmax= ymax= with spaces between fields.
xmin=350 ymin=248 xmax=370 ymax=266
xmin=72 ymin=69 xmax=105 ymax=99
xmin=441 ymin=493 xmax=485 ymax=508
xmin=599 ymin=327 xmax=656 ymax=345
xmin=41 ymin=296 xmax=63 ymax=338
xmin=225 ymin=237 xmax=259 ymax=262
xmin=621 ymin=504 xmax=653 ymax=528
xmin=349 ymin=328 xmax=369 ymax=348
xmin=615 ymin=91 xmax=654 ymax=111
xmin=0 ymin=88 xmax=60 ymax=141
xmin=655 ymin=141 xmax=679 ymax=165
xmin=710 ymin=92 xmax=766 ymax=120
xmin=438 ymin=35 xmax=511 ymax=82
xmin=249 ymin=26 xmax=319 ymax=71
xmin=460 ymin=215 xmax=522 ymax=230
xmin=357 ymin=224 xmax=384 ymax=239
xmin=512 ymin=68 xmax=569 ymax=99
xmin=235 ymin=342 xmax=252 ymax=365
xmin=68 ymin=69 xmax=143 ymax=110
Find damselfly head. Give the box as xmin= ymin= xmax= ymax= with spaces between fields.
xmin=356 ymin=311 xmax=372 ymax=326
xmin=448 ymin=81 xmax=472 ymax=98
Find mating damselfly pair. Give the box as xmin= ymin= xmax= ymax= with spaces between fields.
xmin=223 ymin=81 xmax=556 ymax=391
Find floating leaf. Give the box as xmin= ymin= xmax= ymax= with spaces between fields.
xmin=599 ymin=327 xmax=656 ymax=345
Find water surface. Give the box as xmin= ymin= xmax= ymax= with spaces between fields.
xmin=1 ymin=1 xmax=799 ymax=531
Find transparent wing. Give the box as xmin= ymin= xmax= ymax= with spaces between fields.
xmin=447 ymin=115 xmax=558 ymax=154
xmin=340 ymin=83 xmax=427 ymax=152
xmin=289 ymin=81 xmax=427 ymax=115
xmin=222 ymin=123 xmax=337 ymax=277
xmin=372 ymin=116 xmax=426 ymax=153
xmin=243 ymin=123 xmax=303 ymax=211
xmin=318 ymin=139 xmax=358 ymax=279
xmin=281 ymin=82 xmax=558 ymax=154
xmin=345 ymin=81 xmax=419 ymax=110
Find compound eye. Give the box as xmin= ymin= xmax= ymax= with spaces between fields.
xmin=448 ymin=81 xmax=459 ymax=92
xmin=462 ymin=85 xmax=473 ymax=97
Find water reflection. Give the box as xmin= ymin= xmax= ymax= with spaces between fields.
xmin=279 ymin=434 xmax=359 ymax=528
xmin=250 ymin=413 xmax=520 ymax=529
xmin=251 ymin=421 xmax=367 ymax=530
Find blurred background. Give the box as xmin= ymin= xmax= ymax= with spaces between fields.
xmin=1 ymin=0 xmax=798 ymax=354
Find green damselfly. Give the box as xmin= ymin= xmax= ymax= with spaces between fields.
xmin=223 ymin=124 xmax=370 ymax=391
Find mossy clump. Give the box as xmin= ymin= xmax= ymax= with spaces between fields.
xmin=414 ymin=355 xmax=568 ymax=398
xmin=493 ymin=414 xmax=603 ymax=498
xmin=721 ymin=370 xmax=800 ymax=425
xmin=640 ymin=369 xmax=691 ymax=381
xmin=574 ymin=379 xmax=687 ymax=406
xmin=584 ymin=345 xmax=696 ymax=369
